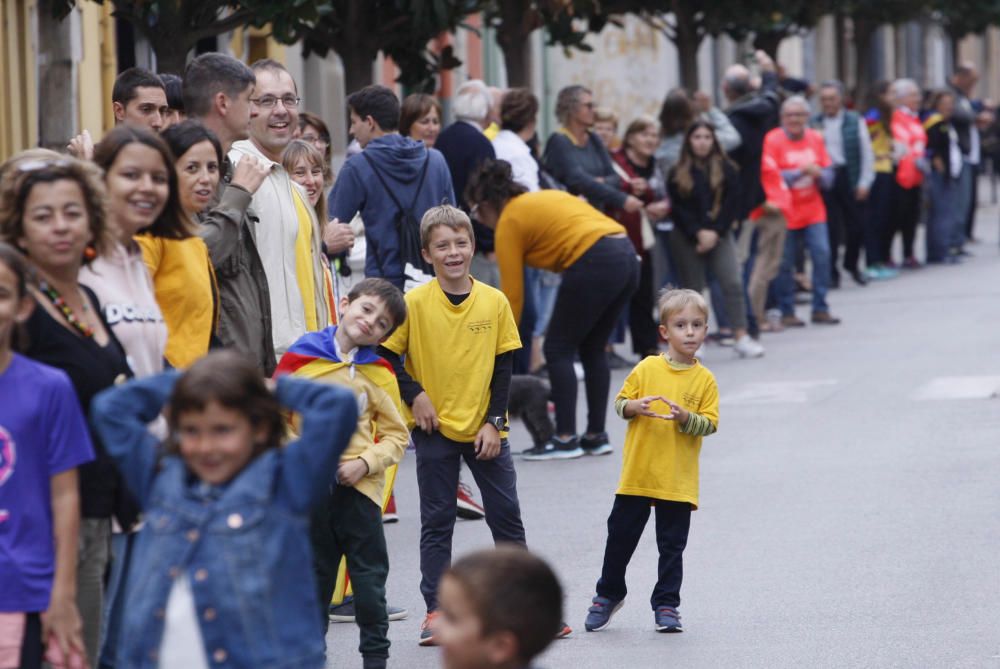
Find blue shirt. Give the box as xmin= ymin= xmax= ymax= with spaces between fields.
xmin=0 ymin=354 xmax=94 ymax=612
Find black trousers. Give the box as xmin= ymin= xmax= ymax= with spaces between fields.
xmin=544 ymin=236 xmax=639 ymax=436
xmin=310 ymin=485 xmax=390 ymax=660
xmin=864 ymin=172 xmax=893 ymax=266
xmin=628 ymin=251 xmax=660 ymax=356
xmin=888 ymin=182 xmax=921 ymax=261
xmin=17 ymin=613 xmax=42 ymax=669
xmin=596 ymin=495 xmax=692 ymax=609
xmin=823 ymin=166 xmax=865 ymax=274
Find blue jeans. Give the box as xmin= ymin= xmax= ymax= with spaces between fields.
xmin=953 ymin=161 xmax=973 ymax=249
xmin=779 ymin=223 xmax=831 ymax=316
xmin=925 ymin=171 xmax=955 ymax=262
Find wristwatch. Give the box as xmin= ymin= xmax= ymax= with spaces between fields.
xmin=485 ymin=415 xmax=507 ymax=432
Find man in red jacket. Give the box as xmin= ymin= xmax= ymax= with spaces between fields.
xmin=761 ymin=95 xmax=841 ymax=327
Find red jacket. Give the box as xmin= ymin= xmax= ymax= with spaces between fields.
xmin=759 ymin=127 xmax=831 ymax=230
xmin=892 ymin=107 xmax=926 ymax=189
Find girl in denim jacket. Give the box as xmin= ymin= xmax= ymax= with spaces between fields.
xmin=90 ymin=350 xmax=358 ymax=669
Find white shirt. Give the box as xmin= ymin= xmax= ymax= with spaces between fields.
xmin=229 ymin=140 xmax=316 ymax=355
xmin=492 ymin=130 xmax=540 ymax=192
xmin=159 ymin=575 xmax=210 ymax=669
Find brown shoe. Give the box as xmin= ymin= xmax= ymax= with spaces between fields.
xmin=781 ymin=315 xmax=806 ymax=328
xmin=811 ymin=311 xmax=841 ymax=325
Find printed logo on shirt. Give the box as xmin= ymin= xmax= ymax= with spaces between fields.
xmin=0 ymin=425 xmax=14 ymax=488
xmin=467 ymin=319 xmax=494 ymax=335
xmin=681 ymin=391 xmax=702 ymax=408
xmin=104 ymin=303 xmax=162 ymax=325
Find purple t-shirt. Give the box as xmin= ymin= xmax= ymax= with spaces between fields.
xmin=0 ymin=354 xmax=94 ymax=612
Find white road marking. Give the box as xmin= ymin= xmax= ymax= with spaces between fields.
xmin=723 ymin=380 xmax=839 ymax=405
xmin=911 ymin=376 xmax=1000 ymax=400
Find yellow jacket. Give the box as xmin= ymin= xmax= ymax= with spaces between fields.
xmin=136 ymin=234 xmax=217 ymax=368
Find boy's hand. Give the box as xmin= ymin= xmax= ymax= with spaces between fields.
xmin=337 ymin=458 xmax=369 ymax=486
xmin=412 ymin=392 xmax=439 ymax=433
xmin=662 ymin=399 xmax=690 ymax=424
xmin=627 ymin=396 xmax=672 ymax=419
xmin=474 ymin=423 xmax=502 ymax=460
xmin=42 ymin=593 xmax=85 ymax=665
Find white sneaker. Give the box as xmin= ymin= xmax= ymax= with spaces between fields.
xmin=733 ymin=335 xmax=765 ymax=358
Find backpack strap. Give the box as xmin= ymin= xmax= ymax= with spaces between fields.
xmin=362 ymin=151 xmax=431 ymax=222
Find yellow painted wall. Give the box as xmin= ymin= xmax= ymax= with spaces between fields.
xmin=0 ymin=0 xmax=38 ymax=159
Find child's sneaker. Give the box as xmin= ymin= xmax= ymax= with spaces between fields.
xmin=418 ymin=611 xmax=439 ymax=646
xmin=456 ymin=480 xmax=485 ymax=520
xmin=580 ymin=432 xmax=613 ymax=456
xmin=654 ymin=606 xmax=682 ymax=633
xmin=522 ymin=436 xmax=583 ymax=461
xmin=584 ymin=595 xmax=624 ymax=631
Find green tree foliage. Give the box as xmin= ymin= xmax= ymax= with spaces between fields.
xmin=51 ymin=0 xmax=331 ymax=74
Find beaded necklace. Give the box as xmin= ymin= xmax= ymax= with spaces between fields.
xmin=38 ymin=280 xmax=94 ymax=338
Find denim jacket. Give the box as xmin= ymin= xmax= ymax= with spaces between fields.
xmin=91 ymin=373 xmax=358 ymax=669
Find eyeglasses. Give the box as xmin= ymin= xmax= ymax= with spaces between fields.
xmin=250 ymin=95 xmax=301 ymax=110
xmin=301 ymin=133 xmax=330 ymax=147
xmin=579 ymin=102 xmax=595 ymax=110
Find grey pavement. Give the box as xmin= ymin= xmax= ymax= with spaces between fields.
xmin=327 ymin=209 xmax=1000 ymax=668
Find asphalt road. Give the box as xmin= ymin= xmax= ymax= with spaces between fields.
xmin=327 ymin=211 xmax=1000 ymax=669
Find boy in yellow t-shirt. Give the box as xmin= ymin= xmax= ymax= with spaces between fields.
xmin=584 ymin=289 xmax=719 ymax=635
xmin=379 ymin=205 xmax=533 ymax=646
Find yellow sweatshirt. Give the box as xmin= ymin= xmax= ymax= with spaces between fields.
xmin=493 ymin=190 xmax=626 ymax=323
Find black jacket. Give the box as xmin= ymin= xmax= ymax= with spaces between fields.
xmin=667 ymin=161 xmax=741 ymax=241
xmin=434 ymin=121 xmax=496 ymax=251
xmin=725 ymin=71 xmax=780 ymax=219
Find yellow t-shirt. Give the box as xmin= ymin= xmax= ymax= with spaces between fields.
xmin=382 ymin=278 xmax=522 ymax=443
xmin=616 ymin=355 xmax=719 ymax=508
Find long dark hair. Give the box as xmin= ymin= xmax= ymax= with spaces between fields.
xmin=0 ymin=241 xmax=34 ymax=351
xmin=166 ymin=350 xmax=284 ymax=458
xmin=658 ymin=88 xmax=694 ymax=137
xmin=671 ymin=120 xmax=734 ymax=218
xmin=93 ymin=125 xmax=191 ymax=239
xmin=465 ymin=159 xmax=529 ymax=214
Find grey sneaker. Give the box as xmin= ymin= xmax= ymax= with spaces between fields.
xmin=329 ymin=597 xmax=408 ymax=623
xmin=654 ymin=606 xmax=682 ymax=633
xmin=580 ymin=432 xmax=613 ymax=456
xmin=522 ymin=436 xmax=583 ymax=461
xmin=585 ymin=595 xmax=624 ymax=632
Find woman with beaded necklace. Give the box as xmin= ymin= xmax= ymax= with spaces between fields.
xmin=0 ymin=152 xmax=132 ymax=668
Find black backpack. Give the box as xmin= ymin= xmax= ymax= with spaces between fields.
xmin=363 ymin=152 xmax=435 ymax=290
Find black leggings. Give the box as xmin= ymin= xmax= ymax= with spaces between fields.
xmin=888 ymin=182 xmax=921 ymax=261
xmin=544 ymin=236 xmax=639 ymax=436
xmin=18 ymin=613 xmax=42 ymax=669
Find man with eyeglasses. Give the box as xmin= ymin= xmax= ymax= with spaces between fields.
xmin=230 ymin=59 xmax=335 ymax=356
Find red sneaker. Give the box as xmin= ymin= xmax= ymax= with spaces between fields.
xmin=419 ymin=611 xmax=439 ymax=646
xmin=456 ymin=481 xmax=485 ymax=520
xmin=556 ymin=621 xmax=573 ymax=638
xmin=382 ymin=493 xmax=398 ymax=524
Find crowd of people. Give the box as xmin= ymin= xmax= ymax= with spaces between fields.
xmin=0 ymin=44 xmax=993 ymax=669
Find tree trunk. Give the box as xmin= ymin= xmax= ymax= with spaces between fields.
xmin=853 ymin=20 xmax=876 ymax=109
xmin=753 ymin=31 xmax=784 ymax=61
xmin=496 ymin=0 xmax=537 ymax=88
xmin=671 ymin=1 xmax=701 ymax=90
xmin=339 ymin=46 xmax=377 ymax=96
xmin=150 ymin=37 xmax=194 ymax=75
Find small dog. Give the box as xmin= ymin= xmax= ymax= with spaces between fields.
xmin=508 ymin=375 xmax=553 ymax=448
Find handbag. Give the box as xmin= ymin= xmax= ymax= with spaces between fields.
xmin=611 ymin=160 xmax=658 ymax=251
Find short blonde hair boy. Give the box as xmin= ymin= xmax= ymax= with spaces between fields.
xmin=419 ymin=204 xmax=475 ymax=249
xmin=658 ymin=288 xmax=709 ymax=325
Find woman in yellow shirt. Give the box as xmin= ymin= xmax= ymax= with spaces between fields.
xmin=136 ymin=122 xmax=219 ymax=368
xmin=466 ymin=159 xmax=640 ymax=461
